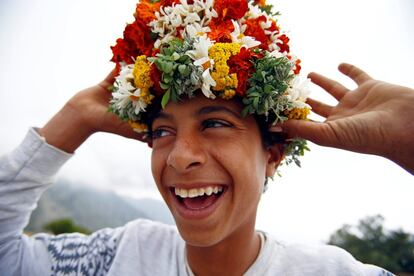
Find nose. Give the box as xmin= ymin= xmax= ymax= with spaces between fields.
xmin=166 ymin=134 xmax=206 ymax=173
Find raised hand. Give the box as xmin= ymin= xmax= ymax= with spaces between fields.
xmin=39 ymin=69 xmax=148 ymax=153
xmin=272 ymin=63 xmax=414 ymax=173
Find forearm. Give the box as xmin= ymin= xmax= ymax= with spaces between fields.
xmin=0 ymin=129 xmax=72 ymax=241
xmin=38 ymin=101 xmax=95 ymax=153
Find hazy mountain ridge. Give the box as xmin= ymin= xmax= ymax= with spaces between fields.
xmin=26 ymin=180 xmax=174 ymax=233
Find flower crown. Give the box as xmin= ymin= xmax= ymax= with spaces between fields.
xmin=109 ymin=0 xmax=310 ymax=166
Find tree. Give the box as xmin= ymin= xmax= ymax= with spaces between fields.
xmin=43 ymin=218 xmax=91 ymax=235
xmin=328 ymin=215 xmax=414 ymax=274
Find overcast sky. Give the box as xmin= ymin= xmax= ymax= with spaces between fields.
xmin=0 ymin=0 xmax=413 ymax=244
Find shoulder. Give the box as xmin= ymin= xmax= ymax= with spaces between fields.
xmin=34 ymin=219 xmax=181 ymax=275
xmin=263 ymin=233 xmax=394 ymax=276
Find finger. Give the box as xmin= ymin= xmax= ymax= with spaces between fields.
xmin=279 ymin=119 xmax=339 ymax=148
xmin=306 ymin=98 xmax=333 ymax=118
xmin=338 ymin=63 xmax=372 ymax=85
xmin=308 ymin=72 xmax=349 ymax=101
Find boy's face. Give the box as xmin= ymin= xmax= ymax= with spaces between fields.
xmin=151 ymin=95 xmax=277 ymax=246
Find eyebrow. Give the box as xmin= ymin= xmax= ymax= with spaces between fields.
xmin=197 ymin=105 xmax=242 ymax=119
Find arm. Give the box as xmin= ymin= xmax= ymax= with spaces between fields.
xmin=274 ymin=63 xmax=414 ymax=174
xmin=0 ymin=70 xmax=143 ymax=275
xmin=38 ymin=69 xmax=147 ymax=153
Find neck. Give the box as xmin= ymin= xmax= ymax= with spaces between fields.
xmin=186 ymin=220 xmax=261 ymax=276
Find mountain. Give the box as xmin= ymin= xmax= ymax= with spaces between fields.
xmin=25 ymin=179 xmax=175 ymax=233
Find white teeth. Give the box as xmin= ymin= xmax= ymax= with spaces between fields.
xmin=188 ymin=189 xmax=198 ymax=198
xmin=206 ymin=186 xmax=213 ymax=196
xmin=174 ymin=186 xmax=224 ymax=198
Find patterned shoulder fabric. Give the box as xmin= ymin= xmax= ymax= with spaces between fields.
xmin=36 ymin=229 xmax=117 ymax=276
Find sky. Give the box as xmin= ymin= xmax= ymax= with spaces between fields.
xmin=0 ymin=0 xmax=413 ymax=244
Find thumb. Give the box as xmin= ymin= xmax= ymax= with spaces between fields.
xmin=274 ymin=119 xmax=338 ymax=147
xmin=99 ymin=67 xmax=118 ymax=89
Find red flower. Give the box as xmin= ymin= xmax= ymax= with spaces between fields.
xmin=111 ymin=20 xmax=155 ymax=64
xmin=277 ymin=34 xmax=290 ymax=54
xmin=214 ymin=0 xmax=248 ymax=20
xmin=244 ymin=16 xmax=269 ymax=50
xmin=268 ymin=20 xmax=279 ymax=33
xmin=160 ymin=0 xmax=181 ymax=7
xmin=228 ymin=48 xmax=255 ymax=96
xmin=293 ymin=58 xmax=301 ymax=75
xmin=111 ymin=38 xmax=137 ymax=64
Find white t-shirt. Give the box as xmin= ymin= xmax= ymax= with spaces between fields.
xmin=0 ymin=128 xmax=395 ymax=276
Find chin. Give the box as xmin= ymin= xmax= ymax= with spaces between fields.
xmin=175 ymin=221 xmax=227 ymax=247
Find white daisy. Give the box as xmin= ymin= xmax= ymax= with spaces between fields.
xmin=186 ymin=36 xmax=216 ymax=98
xmin=187 ymin=35 xmax=213 ymax=65
xmin=230 ymin=20 xmax=261 ymax=49
xmin=150 ymin=0 xmax=217 ymax=48
xmin=201 ymin=69 xmax=216 ymax=99
xmin=112 ymin=64 xmax=150 ymax=115
xmin=286 ymin=77 xmax=311 ymax=109
xmin=184 ymin=22 xmax=210 ymax=37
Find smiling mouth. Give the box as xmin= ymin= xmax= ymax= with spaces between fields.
xmin=171 ymin=185 xmax=226 ymax=211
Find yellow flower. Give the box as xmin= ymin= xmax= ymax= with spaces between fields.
xmin=209 ymin=43 xmax=240 ymax=92
xmin=133 ymin=55 xmax=154 ymax=90
xmin=220 ymin=89 xmax=236 ymax=100
xmin=128 ymin=120 xmax=148 ymax=133
xmin=284 ymin=108 xmax=310 ymax=120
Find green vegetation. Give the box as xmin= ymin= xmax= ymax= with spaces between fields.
xmin=328 ymin=215 xmax=414 ymax=274
xmin=43 ymin=218 xmax=90 ymax=235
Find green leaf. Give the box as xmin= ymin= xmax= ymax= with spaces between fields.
xmin=160 ymin=81 xmax=170 ymax=90
xmin=178 ymin=64 xmax=187 ymax=74
xmin=264 ymin=84 xmax=274 ymax=93
xmin=241 ymin=107 xmax=249 ymax=117
xmin=161 ymin=90 xmax=171 ymax=109
xmin=163 ymin=74 xmax=172 ymax=83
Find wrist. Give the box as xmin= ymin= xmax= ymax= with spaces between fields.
xmin=39 ymin=102 xmax=95 ymax=153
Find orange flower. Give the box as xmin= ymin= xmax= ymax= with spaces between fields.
xmin=253 ymin=0 xmax=266 ymax=7
xmin=135 ymin=1 xmax=160 ymax=24
xmin=244 ymin=16 xmax=269 ymax=50
xmin=208 ymin=19 xmax=234 ymax=42
xmin=214 ymin=0 xmax=248 ymax=20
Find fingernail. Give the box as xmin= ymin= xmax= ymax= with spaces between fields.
xmin=270 ymin=126 xmax=283 ymax=132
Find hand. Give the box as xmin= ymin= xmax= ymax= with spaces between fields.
xmin=39 ymin=69 xmax=149 ymax=153
xmin=273 ymin=63 xmax=414 ymax=173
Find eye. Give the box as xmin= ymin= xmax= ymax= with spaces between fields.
xmin=202 ymin=119 xmax=232 ymax=130
xmin=152 ymin=128 xmax=173 ymax=139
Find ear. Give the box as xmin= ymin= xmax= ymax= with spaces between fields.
xmin=265 ymin=144 xmax=284 ymax=177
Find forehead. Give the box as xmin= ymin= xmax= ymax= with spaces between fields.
xmin=154 ymin=95 xmax=244 ymax=121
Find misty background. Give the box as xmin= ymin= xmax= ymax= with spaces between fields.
xmin=0 ymin=0 xmax=413 ymax=244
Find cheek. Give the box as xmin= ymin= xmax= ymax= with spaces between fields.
xmin=151 ymin=147 xmax=165 ymax=188
xmin=213 ymin=137 xmax=267 ymax=194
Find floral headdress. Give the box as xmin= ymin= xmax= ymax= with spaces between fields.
xmin=109 ymin=0 xmax=310 ymax=166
